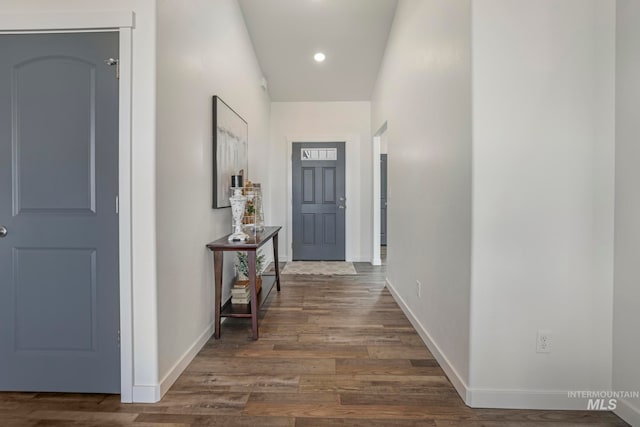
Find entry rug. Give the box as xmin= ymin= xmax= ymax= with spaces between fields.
xmin=281 ymin=261 xmax=357 ymax=275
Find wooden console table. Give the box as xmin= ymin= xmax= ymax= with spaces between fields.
xmin=206 ymin=226 xmax=281 ymax=340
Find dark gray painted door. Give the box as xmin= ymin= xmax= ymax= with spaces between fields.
xmin=0 ymin=33 xmax=120 ymax=393
xmin=380 ymin=154 xmax=388 ymax=246
xmin=292 ymin=142 xmax=346 ymax=260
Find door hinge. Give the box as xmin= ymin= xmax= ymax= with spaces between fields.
xmin=117 ymin=329 xmax=121 ymax=348
xmin=115 ymin=195 xmax=119 ymax=214
xmin=105 ymin=58 xmax=120 ymax=79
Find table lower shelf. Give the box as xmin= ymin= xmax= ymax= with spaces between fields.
xmin=220 ymin=274 xmax=277 ymax=318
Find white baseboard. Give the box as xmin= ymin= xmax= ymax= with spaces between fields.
xmin=467 ymin=389 xmax=594 ymax=410
xmin=385 ymin=280 xmax=635 ymax=414
xmin=384 ymin=278 xmax=471 ymax=404
xmin=470 ymin=391 xmax=640 ymax=417
xmin=130 ymin=322 xmax=214 ymax=403
xmin=615 ymin=397 xmax=640 ymax=426
xmin=371 ymin=258 xmax=382 ymax=266
xmin=158 ymin=322 xmax=214 ymax=399
xmin=132 ymin=385 xmax=161 ymax=403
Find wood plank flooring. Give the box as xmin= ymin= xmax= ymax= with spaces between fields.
xmin=0 ymin=261 xmax=628 ymax=426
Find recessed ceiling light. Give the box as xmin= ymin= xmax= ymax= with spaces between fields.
xmin=314 ymin=52 xmax=326 ymax=63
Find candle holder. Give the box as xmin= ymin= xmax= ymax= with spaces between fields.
xmin=228 ymin=186 xmax=249 ymax=242
xmin=242 ymin=183 xmax=264 ymax=233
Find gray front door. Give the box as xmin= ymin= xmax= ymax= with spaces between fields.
xmin=0 ymin=33 xmax=120 ymax=393
xmin=380 ymin=154 xmax=388 ymax=246
xmin=292 ymin=142 xmax=346 ymax=260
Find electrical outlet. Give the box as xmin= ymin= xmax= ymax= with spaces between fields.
xmin=416 ymin=280 xmax=422 ymax=298
xmin=537 ymin=330 xmax=552 ymax=353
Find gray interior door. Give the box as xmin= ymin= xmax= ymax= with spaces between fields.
xmin=381 ymin=154 xmax=388 ymax=246
xmin=292 ymin=142 xmax=346 ymax=260
xmin=0 ymin=33 xmax=120 ymax=393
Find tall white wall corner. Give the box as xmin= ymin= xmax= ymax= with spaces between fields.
xmin=614 ymin=2 xmax=640 ymax=426
xmin=470 ymin=0 xmax=615 ymax=405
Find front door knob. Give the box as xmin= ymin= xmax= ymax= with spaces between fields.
xmin=0 ymin=225 xmax=7 ymax=238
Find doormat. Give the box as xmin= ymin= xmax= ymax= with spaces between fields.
xmin=281 ymin=261 xmax=357 ymax=275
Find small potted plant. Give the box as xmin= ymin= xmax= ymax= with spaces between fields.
xmin=236 ymin=250 xmax=266 ymax=293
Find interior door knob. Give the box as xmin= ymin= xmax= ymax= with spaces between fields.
xmin=0 ymin=225 xmax=7 ymax=238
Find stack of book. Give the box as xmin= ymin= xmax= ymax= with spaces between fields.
xmin=231 ymin=281 xmax=251 ymax=304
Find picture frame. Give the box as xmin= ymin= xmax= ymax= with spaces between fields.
xmin=212 ymin=96 xmax=248 ymax=208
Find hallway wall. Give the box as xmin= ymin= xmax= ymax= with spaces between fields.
xmin=371 ymin=0 xmax=473 ymax=395
xmin=269 ymin=102 xmax=372 ymax=262
xmin=613 ymin=1 xmax=640 ymax=424
xmin=155 ymin=0 xmax=270 ymax=398
xmin=470 ymin=0 xmax=615 ymax=408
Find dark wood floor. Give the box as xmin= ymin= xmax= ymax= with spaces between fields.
xmin=0 ymin=261 xmax=628 ymax=426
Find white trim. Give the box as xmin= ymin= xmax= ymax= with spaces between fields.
xmin=371 ymin=122 xmax=388 ymax=266
xmin=0 ymin=11 xmax=136 ymax=403
xmin=132 ymin=385 xmax=161 ymax=403
xmin=286 ymin=135 xmax=357 ymax=262
xmin=385 ymin=278 xmax=471 ymax=403
xmin=0 ymin=11 xmax=134 ymax=31
xmin=117 ymin=27 xmax=134 ymax=404
xmin=385 ymin=277 xmax=618 ymax=411
xmin=159 ymin=323 xmax=214 ymax=399
xmin=371 ymin=135 xmax=382 ymax=266
xmin=468 ymin=388 xmax=640 ymax=412
xmin=615 ymin=397 xmax=640 ymax=426
xmin=467 ymin=389 xmax=596 ymax=410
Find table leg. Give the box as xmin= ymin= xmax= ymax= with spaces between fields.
xmin=273 ymin=232 xmax=281 ymax=292
xmin=248 ymin=250 xmax=259 ymax=340
xmin=213 ymin=250 xmax=223 ymax=339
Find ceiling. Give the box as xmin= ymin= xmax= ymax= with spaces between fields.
xmin=238 ymin=0 xmax=398 ymax=102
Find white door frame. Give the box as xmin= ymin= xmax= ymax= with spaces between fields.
xmin=371 ymin=122 xmax=388 ymax=266
xmin=0 ymin=11 xmax=135 ymax=402
xmin=286 ymin=135 xmax=357 ymax=262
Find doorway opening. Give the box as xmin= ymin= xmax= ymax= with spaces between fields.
xmin=372 ymin=122 xmax=388 ymax=266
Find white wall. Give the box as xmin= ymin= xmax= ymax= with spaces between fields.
xmin=613 ymin=1 xmax=640 ymax=424
xmin=269 ymin=102 xmax=371 ymax=262
xmin=371 ymin=0 xmax=473 ymax=396
xmin=155 ymin=0 xmax=270 ymax=396
xmin=470 ymin=0 xmax=615 ymax=408
xmin=0 ymin=0 xmax=159 ymax=400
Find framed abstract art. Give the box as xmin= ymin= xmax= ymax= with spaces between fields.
xmin=212 ymin=96 xmax=248 ymax=208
